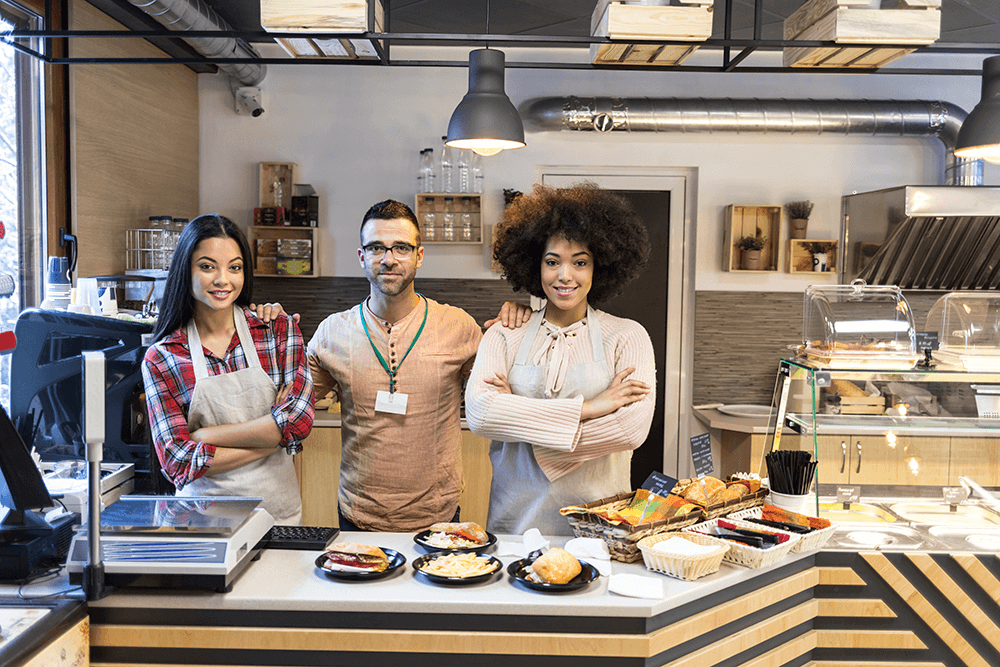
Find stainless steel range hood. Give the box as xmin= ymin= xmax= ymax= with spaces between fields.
xmin=842 ymin=186 xmax=1000 ymax=290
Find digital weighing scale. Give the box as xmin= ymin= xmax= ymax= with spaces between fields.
xmin=65 ymin=495 xmax=273 ymax=592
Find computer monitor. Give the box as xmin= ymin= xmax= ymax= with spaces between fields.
xmin=0 ymin=404 xmax=55 ymax=534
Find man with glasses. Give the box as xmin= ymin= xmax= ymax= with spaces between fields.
xmin=306 ymin=199 xmax=527 ymax=532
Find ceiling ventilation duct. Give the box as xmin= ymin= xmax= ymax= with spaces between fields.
xmin=124 ymin=0 xmax=265 ymax=86
xmin=520 ymin=97 xmax=982 ymax=186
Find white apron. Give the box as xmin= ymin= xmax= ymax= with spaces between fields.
xmin=487 ymin=307 xmax=632 ymax=535
xmin=179 ymin=306 xmax=302 ymax=525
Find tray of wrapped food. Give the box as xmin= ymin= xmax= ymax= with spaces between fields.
xmin=559 ymin=489 xmax=704 ymax=563
xmin=637 ymin=533 xmax=729 ymax=581
xmin=728 ymin=504 xmax=834 ymax=552
xmin=507 ymin=547 xmax=598 ymax=592
xmin=414 ymin=522 xmax=496 ymax=552
xmin=412 ymin=552 xmax=502 ymax=585
xmin=684 ymin=517 xmax=800 ymax=569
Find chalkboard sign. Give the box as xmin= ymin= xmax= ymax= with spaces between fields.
xmin=914 ymin=331 xmax=939 ymax=351
xmin=640 ymin=471 xmax=679 ymax=498
xmin=690 ymin=432 xmax=714 ymax=477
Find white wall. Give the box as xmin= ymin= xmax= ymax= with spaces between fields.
xmin=199 ymin=46 xmax=999 ymax=290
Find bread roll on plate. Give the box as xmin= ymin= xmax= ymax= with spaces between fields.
xmin=527 ymin=548 xmax=582 ymax=585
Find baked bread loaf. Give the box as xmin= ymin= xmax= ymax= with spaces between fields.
xmin=682 ymin=477 xmax=727 ymax=505
xmin=527 ymin=548 xmax=582 ymax=584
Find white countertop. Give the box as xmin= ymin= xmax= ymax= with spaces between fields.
xmin=88 ymin=532 xmax=813 ymax=618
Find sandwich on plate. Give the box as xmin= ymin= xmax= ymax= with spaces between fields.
xmin=525 ymin=548 xmax=581 ymax=585
xmin=425 ymin=521 xmax=489 ymax=548
xmin=323 ymin=542 xmax=389 ymax=572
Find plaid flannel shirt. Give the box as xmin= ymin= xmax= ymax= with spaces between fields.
xmin=141 ymin=308 xmax=314 ymax=489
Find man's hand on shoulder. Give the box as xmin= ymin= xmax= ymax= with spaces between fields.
xmin=484 ymin=301 xmax=532 ymax=330
xmin=250 ymin=302 xmax=300 ymax=324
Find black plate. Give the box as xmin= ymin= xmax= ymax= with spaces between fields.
xmin=412 ymin=552 xmax=502 ymax=585
xmin=315 ymin=548 xmax=406 ymax=581
xmin=413 ymin=529 xmax=498 ymax=553
xmin=507 ymin=558 xmax=599 ymax=592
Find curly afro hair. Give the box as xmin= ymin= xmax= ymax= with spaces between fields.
xmin=493 ymin=182 xmax=650 ymax=304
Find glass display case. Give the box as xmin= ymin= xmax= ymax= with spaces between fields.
xmin=799 ymin=279 xmax=918 ymax=369
xmin=765 ymin=358 xmax=1000 ymax=501
xmin=926 ymin=291 xmax=1000 ymax=371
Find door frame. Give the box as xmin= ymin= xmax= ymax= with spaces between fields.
xmin=538 ymin=166 xmax=698 ymax=478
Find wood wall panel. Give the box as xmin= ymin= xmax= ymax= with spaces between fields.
xmin=69 ymin=0 xmax=198 ymax=277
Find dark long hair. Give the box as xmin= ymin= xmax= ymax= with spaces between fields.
xmin=152 ymin=214 xmax=255 ymax=342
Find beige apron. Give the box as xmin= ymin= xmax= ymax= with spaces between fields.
xmin=180 ymin=305 xmax=302 ymax=525
xmin=487 ymin=307 xmax=632 ymax=536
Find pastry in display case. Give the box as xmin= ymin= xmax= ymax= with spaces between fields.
xmin=926 ymin=291 xmax=1000 ymax=371
xmin=798 ymin=279 xmax=918 ymax=369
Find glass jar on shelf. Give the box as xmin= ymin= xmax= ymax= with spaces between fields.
xmin=442 ymin=197 xmax=455 ymax=241
xmin=460 ymin=197 xmax=473 ymax=241
xmin=422 ymin=196 xmax=437 ymax=242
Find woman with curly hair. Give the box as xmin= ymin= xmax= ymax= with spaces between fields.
xmin=465 ymin=183 xmax=656 ymax=535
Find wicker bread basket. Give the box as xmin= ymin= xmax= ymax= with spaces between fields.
xmin=728 ymin=506 xmax=835 ymax=553
xmin=637 ymin=532 xmax=730 ymax=581
xmin=564 ymin=493 xmax=705 ymax=563
xmin=672 ymin=478 xmax=769 ymax=521
xmin=683 ymin=517 xmax=800 ymax=569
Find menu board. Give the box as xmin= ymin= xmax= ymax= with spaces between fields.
xmin=690 ymin=433 xmax=714 ymax=477
xmin=640 ymin=471 xmax=679 ymax=498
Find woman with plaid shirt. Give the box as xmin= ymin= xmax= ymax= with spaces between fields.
xmin=141 ymin=215 xmax=314 ymax=524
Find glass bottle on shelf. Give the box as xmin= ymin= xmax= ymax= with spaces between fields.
xmin=416 ymin=149 xmax=426 ymax=193
xmin=442 ymin=197 xmax=455 ymax=242
xmin=460 ymin=197 xmax=473 ymax=241
xmin=419 ymin=148 xmax=436 ymax=193
xmin=471 ymin=152 xmax=484 ymax=193
xmin=440 ymin=136 xmax=454 ymax=193
xmin=457 ymin=148 xmax=470 ymax=193
xmin=422 ymin=197 xmax=437 ymax=242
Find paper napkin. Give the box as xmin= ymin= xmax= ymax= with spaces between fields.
xmin=496 ymin=528 xmax=551 ymax=558
xmin=608 ymin=573 xmax=665 ymax=599
xmin=563 ymin=537 xmax=612 ymax=576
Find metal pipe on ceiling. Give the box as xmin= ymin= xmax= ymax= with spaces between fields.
xmin=123 ymin=0 xmax=265 ymax=85
xmin=521 ymin=97 xmax=983 ymax=186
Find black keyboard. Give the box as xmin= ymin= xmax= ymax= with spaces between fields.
xmin=264 ymin=525 xmax=339 ymax=551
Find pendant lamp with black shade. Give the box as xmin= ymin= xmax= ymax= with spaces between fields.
xmin=955 ymin=55 xmax=1000 ymax=165
xmin=445 ymin=1 xmax=524 ymax=157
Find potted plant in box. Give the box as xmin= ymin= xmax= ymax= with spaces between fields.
xmin=737 ymin=235 xmax=767 ymax=270
xmin=785 ymin=200 xmax=814 ymax=239
xmin=807 ymin=241 xmax=834 ymax=272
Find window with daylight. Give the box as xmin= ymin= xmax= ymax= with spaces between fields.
xmin=0 ymin=0 xmax=45 ymax=410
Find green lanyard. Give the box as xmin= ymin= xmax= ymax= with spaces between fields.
xmin=360 ymin=295 xmax=428 ymax=394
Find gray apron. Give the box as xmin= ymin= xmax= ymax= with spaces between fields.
xmin=180 ymin=305 xmax=302 ymax=525
xmin=487 ymin=307 xmax=632 ymax=535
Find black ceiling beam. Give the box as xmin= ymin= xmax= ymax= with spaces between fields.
xmin=79 ymin=0 xmax=217 ymax=73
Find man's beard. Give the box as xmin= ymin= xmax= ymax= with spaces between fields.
xmin=367 ymin=266 xmax=415 ymax=297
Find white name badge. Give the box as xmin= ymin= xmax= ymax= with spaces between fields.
xmin=375 ymin=390 xmax=408 ymax=415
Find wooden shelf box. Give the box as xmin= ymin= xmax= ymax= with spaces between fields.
xmin=414 ymin=194 xmax=483 ymax=245
xmin=723 ymin=205 xmax=781 ymax=272
xmin=261 ymin=0 xmax=385 ymax=60
xmin=248 ymin=225 xmax=318 ymax=277
xmin=591 ymin=0 xmax=714 ymax=67
xmin=258 ymin=162 xmax=297 ymax=210
xmin=783 ymin=0 xmax=940 ymax=70
xmin=788 ymin=239 xmax=838 ymax=274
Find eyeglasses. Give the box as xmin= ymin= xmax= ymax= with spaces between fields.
xmin=362 ymin=243 xmax=418 ymax=259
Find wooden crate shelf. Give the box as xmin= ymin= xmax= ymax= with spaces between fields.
xmin=591 ymin=0 xmax=714 ymax=67
xmin=258 ymin=162 xmax=298 ymax=210
xmin=723 ymin=205 xmax=781 ymax=273
xmin=788 ymin=239 xmax=838 ymax=274
xmin=783 ymin=0 xmax=940 ymax=70
xmin=261 ymin=0 xmax=385 ymax=60
xmin=414 ymin=193 xmax=483 ymax=245
xmin=248 ymin=225 xmax=318 ymax=278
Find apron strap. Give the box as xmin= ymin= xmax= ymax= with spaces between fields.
xmin=186 ymin=306 xmax=264 ymax=381
xmin=586 ymin=305 xmax=606 ymax=365
xmin=513 ymin=310 xmax=546 ymax=366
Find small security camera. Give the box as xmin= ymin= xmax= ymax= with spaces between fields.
xmin=235 ymin=87 xmax=264 ymax=117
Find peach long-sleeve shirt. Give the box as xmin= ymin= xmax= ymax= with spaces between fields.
xmin=465 ymin=309 xmax=656 ymax=481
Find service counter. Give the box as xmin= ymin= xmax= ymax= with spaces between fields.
xmin=81 ymin=530 xmax=1000 ymax=667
